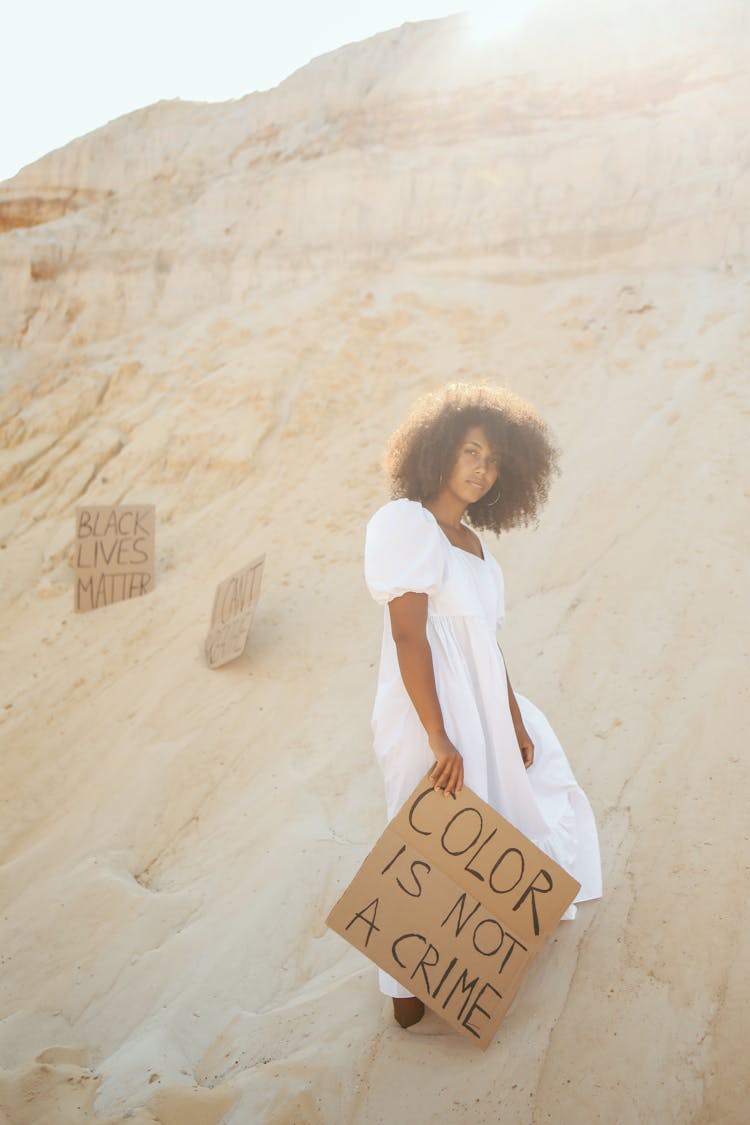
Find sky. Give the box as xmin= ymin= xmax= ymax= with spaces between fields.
xmin=0 ymin=1 xmax=525 ymax=184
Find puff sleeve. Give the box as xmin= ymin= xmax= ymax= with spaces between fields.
xmin=365 ymin=499 xmax=446 ymax=605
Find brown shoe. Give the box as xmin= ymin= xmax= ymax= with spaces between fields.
xmin=392 ymin=997 xmax=425 ymax=1028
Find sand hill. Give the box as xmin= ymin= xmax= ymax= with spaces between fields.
xmin=0 ymin=4 xmax=748 ymax=1122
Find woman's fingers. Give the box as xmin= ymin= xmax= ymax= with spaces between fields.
xmin=431 ymin=758 xmax=452 ymax=789
xmin=430 ymin=752 xmax=463 ymax=796
xmin=449 ymin=757 xmax=461 ymax=792
xmin=442 ymin=761 xmax=457 ymax=798
xmin=443 ymin=756 xmax=464 ymax=798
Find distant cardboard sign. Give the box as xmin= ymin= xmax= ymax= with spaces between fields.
xmin=327 ymin=774 xmax=580 ymax=1050
xmin=74 ymin=504 xmax=155 ymax=613
xmin=205 ymin=555 xmax=265 ymax=669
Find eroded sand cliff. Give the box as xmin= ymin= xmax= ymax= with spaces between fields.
xmin=0 ymin=5 xmax=748 ymax=1122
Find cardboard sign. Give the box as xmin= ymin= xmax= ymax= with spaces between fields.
xmin=326 ymin=774 xmax=581 ymax=1049
xmin=74 ymin=504 xmax=155 ymax=613
xmin=205 ymin=555 xmax=265 ymax=669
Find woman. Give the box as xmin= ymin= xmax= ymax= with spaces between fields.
xmin=364 ymin=384 xmax=602 ymax=1029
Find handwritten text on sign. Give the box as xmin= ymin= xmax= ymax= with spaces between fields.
xmin=75 ymin=505 xmax=155 ymax=613
xmin=205 ymin=555 xmax=265 ymax=669
xmin=326 ymin=776 xmax=580 ymax=1049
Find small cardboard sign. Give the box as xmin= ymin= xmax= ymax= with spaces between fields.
xmin=74 ymin=504 xmax=155 ymax=613
xmin=205 ymin=555 xmax=265 ymax=669
xmin=326 ymin=774 xmax=580 ymax=1049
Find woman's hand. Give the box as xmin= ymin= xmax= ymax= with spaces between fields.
xmin=515 ymin=722 xmax=534 ymax=769
xmin=428 ymin=731 xmax=464 ymax=797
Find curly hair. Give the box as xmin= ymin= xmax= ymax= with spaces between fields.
xmin=384 ymin=383 xmax=560 ymax=533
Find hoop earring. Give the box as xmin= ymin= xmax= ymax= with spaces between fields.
xmin=487 ymin=488 xmax=501 ymax=507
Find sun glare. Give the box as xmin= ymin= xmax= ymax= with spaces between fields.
xmin=465 ymin=0 xmax=540 ymax=44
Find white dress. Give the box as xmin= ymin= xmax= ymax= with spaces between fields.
xmin=365 ymin=499 xmax=603 ymax=999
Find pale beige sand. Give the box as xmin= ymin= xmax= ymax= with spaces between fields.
xmin=0 ymin=5 xmax=748 ymax=1123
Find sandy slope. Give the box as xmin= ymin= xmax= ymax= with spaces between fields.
xmin=0 ymin=6 xmax=748 ymax=1123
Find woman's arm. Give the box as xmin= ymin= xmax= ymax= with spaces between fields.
xmin=504 ymin=665 xmax=534 ymax=768
xmin=388 ymin=591 xmax=464 ymax=796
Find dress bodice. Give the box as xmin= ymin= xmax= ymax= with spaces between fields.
xmin=364 ymin=498 xmax=505 ymax=629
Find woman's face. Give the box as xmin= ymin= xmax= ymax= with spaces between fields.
xmin=443 ymin=425 xmax=499 ymax=506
